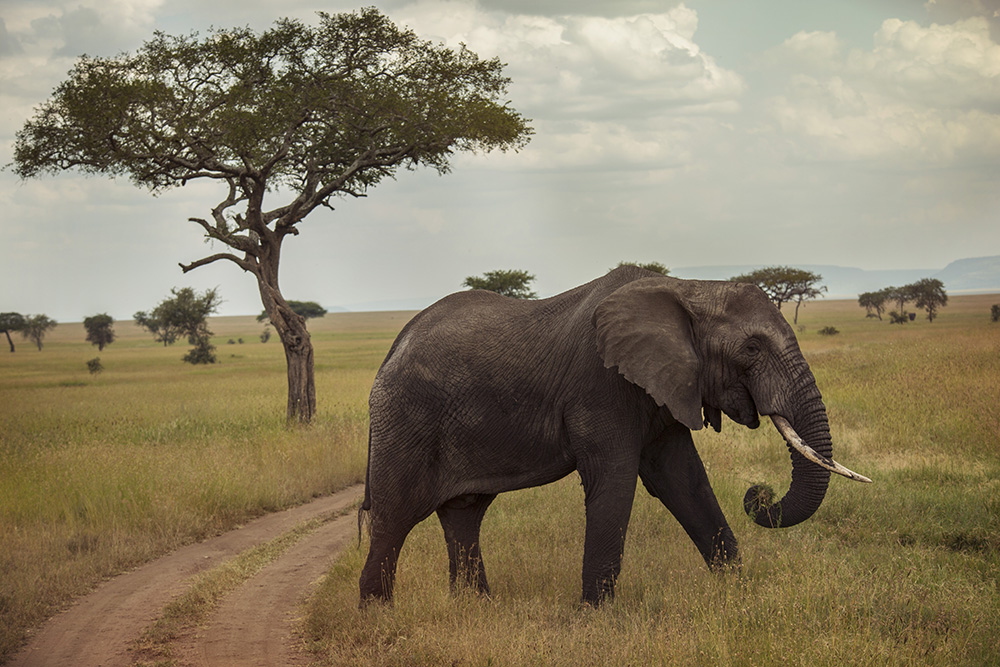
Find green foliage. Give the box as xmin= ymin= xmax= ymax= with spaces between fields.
xmin=910 ymin=277 xmax=948 ymax=322
xmin=858 ymin=288 xmax=891 ymax=320
xmin=256 ymin=300 xmax=327 ymax=323
xmin=83 ymin=313 xmax=115 ymax=351
xmin=86 ymin=357 xmax=103 ymax=374
xmin=135 ymin=288 xmax=220 ymax=364
xmin=0 ymin=312 xmax=26 ymax=353
xmin=182 ymin=336 xmax=216 ymax=365
xmin=463 ymin=269 xmax=538 ymax=299
xmin=992 ymin=304 xmax=1000 ymax=322
xmin=10 ymin=6 xmax=531 ymax=423
xmin=730 ymin=266 xmax=826 ymax=323
xmin=135 ymin=288 xmax=220 ymax=346
xmin=866 ymin=280 xmax=948 ymax=323
xmin=818 ymin=326 xmax=840 ymax=335
xmin=19 ymin=314 xmax=57 ymax=351
xmin=615 ymin=261 xmax=670 ymax=275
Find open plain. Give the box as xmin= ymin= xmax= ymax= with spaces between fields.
xmin=1 ymin=295 xmax=998 ymax=665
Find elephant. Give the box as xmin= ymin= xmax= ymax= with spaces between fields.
xmin=358 ymin=266 xmax=869 ymax=607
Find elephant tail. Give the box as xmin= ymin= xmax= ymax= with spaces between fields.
xmin=357 ymin=433 xmax=373 ymax=547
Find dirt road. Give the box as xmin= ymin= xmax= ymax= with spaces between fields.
xmin=9 ymin=485 xmax=364 ymax=667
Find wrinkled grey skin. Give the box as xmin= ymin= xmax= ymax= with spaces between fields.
xmin=359 ymin=266 xmax=833 ymax=606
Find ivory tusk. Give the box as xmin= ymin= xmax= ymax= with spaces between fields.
xmin=771 ymin=415 xmax=872 ymax=483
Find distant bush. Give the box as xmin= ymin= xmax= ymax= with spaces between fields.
xmin=227 ymin=339 xmax=236 ymax=345
xmin=260 ymin=328 xmax=271 ymax=343
xmin=86 ymin=357 xmax=103 ymax=374
xmin=818 ymin=326 xmax=839 ymax=336
xmin=889 ymin=311 xmax=909 ymax=324
xmin=183 ymin=337 xmax=216 ymax=364
xmin=992 ymin=304 xmax=999 ymax=323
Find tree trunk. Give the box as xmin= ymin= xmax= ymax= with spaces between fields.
xmin=256 ymin=244 xmax=316 ymax=424
xmin=280 ymin=316 xmax=316 ymax=423
xmin=3 ymin=330 xmax=13 ymax=353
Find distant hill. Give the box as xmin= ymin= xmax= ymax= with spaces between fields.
xmin=673 ymin=256 xmax=1000 ymax=299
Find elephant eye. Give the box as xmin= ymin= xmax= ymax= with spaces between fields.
xmin=744 ymin=339 xmax=762 ymax=357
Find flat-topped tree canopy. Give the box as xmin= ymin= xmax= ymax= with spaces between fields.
xmin=13 ymin=7 xmax=532 ymax=422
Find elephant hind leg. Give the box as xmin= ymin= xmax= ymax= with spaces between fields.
xmin=359 ymin=519 xmax=413 ymax=606
xmin=437 ymin=493 xmax=496 ymax=595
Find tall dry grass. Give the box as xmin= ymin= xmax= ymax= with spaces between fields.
xmin=303 ymin=294 xmax=1000 ymax=666
xmin=0 ymin=312 xmax=402 ymax=662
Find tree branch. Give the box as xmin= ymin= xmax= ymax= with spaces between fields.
xmin=179 ymin=252 xmax=256 ymax=274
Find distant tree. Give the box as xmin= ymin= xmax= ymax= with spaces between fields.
xmin=20 ymin=314 xmax=57 ymax=350
xmin=0 ymin=312 xmax=25 ymax=353
xmin=135 ymin=288 xmax=220 ymax=363
xmin=11 ymin=8 xmax=531 ymax=423
xmin=463 ymin=270 xmax=538 ymax=299
xmin=910 ymin=278 xmax=948 ymax=322
xmin=884 ymin=284 xmax=917 ymax=318
xmin=83 ymin=313 xmax=116 ymax=351
xmin=87 ymin=357 xmax=103 ymax=374
xmin=256 ymin=301 xmax=327 ymax=323
xmin=858 ymin=289 xmax=891 ymax=320
xmin=615 ymin=261 xmax=670 ymax=275
xmin=730 ymin=266 xmax=826 ymax=324
xmin=992 ymin=304 xmax=1000 ymax=323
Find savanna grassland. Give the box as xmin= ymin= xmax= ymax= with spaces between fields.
xmin=303 ymin=294 xmax=1000 ymax=666
xmin=2 ymin=295 xmax=998 ymax=666
xmin=0 ymin=311 xmax=409 ymax=662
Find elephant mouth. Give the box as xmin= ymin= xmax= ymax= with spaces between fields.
xmin=770 ymin=415 xmax=872 ymax=483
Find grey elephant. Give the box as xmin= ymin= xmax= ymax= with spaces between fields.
xmin=359 ymin=266 xmax=869 ymax=606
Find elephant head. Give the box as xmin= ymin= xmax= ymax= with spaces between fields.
xmin=594 ymin=276 xmax=869 ymax=529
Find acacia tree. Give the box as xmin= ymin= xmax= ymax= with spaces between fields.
xmin=257 ymin=300 xmax=327 ymax=323
xmin=463 ymin=269 xmax=537 ymax=299
xmin=0 ymin=312 xmax=25 ymax=353
xmin=12 ymin=8 xmax=531 ymax=423
xmin=730 ymin=266 xmax=826 ymax=324
xmin=20 ymin=315 xmax=57 ymax=351
xmin=614 ymin=261 xmax=670 ymax=275
xmin=858 ymin=289 xmax=890 ymax=320
xmin=83 ymin=313 xmax=116 ymax=351
xmin=910 ymin=278 xmax=948 ymax=322
xmin=135 ymin=287 xmax=220 ymax=363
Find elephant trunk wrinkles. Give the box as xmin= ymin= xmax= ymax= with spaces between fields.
xmin=744 ymin=376 xmax=832 ymax=528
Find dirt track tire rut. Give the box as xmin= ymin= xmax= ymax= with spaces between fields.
xmin=9 ymin=484 xmax=363 ymax=667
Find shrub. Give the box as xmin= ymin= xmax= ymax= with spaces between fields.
xmin=86 ymin=357 xmax=103 ymax=374
xmin=889 ymin=310 xmax=909 ymax=324
xmin=182 ymin=337 xmax=217 ymax=364
xmin=818 ymin=326 xmax=839 ymax=336
xmin=992 ymin=304 xmax=999 ymax=323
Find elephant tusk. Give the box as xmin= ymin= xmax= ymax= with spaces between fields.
xmin=771 ymin=415 xmax=872 ymax=483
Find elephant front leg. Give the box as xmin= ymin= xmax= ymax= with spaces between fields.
xmin=437 ymin=493 xmax=496 ymax=595
xmin=579 ymin=468 xmax=639 ymax=606
xmin=639 ymin=422 xmax=739 ymax=569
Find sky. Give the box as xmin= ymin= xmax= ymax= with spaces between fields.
xmin=1 ymin=0 xmax=999 ymax=320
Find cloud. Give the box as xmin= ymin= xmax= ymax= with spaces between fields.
xmin=393 ymin=1 xmax=744 ymax=171
xmin=763 ymin=16 xmax=1000 ymax=165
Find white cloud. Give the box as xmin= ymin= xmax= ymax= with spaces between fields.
xmin=391 ymin=1 xmax=744 ymax=171
xmin=764 ymin=16 xmax=1000 ymax=165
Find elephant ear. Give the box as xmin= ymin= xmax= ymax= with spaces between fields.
xmin=593 ymin=278 xmax=703 ymax=431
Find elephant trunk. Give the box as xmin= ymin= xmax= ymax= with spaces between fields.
xmin=743 ymin=377 xmax=869 ymax=529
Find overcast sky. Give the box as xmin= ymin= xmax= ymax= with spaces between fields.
xmin=2 ymin=0 xmax=999 ymax=320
